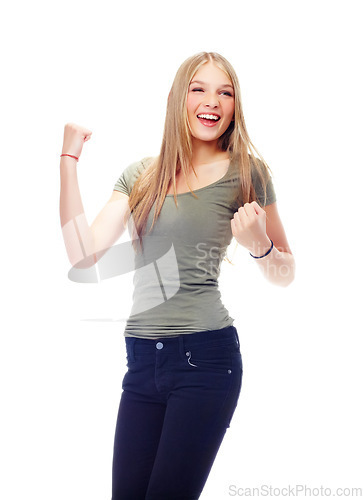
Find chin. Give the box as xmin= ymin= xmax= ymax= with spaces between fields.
xmin=192 ymin=130 xmax=223 ymax=143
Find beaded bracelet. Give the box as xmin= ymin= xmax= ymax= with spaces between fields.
xmin=250 ymin=239 xmax=274 ymax=259
xmin=60 ymin=154 xmax=79 ymax=161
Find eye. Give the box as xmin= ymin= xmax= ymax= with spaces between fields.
xmin=221 ymin=91 xmax=233 ymax=97
xmin=191 ymin=87 xmax=204 ymax=92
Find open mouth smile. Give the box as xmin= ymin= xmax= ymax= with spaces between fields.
xmin=197 ymin=113 xmax=221 ymax=127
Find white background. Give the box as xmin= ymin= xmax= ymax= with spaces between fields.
xmin=1 ymin=0 xmax=362 ymax=498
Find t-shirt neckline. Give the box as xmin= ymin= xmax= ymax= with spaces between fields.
xmin=165 ymin=159 xmax=233 ymax=197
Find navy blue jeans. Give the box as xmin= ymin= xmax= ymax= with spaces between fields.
xmin=111 ymin=325 xmax=243 ymax=500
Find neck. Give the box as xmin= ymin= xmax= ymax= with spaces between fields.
xmin=191 ymin=138 xmax=229 ymax=166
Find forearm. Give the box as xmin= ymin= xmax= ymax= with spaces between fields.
xmin=252 ymin=240 xmax=295 ymax=287
xmin=59 ymin=157 xmax=95 ymax=268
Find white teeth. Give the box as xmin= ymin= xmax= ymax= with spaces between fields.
xmin=197 ymin=114 xmax=220 ymax=121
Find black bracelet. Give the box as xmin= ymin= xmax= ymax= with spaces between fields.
xmin=250 ymin=239 xmax=274 ymax=259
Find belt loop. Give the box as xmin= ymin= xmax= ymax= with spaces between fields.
xmin=178 ymin=334 xmax=186 ymax=358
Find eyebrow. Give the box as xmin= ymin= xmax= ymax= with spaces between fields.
xmin=190 ymin=80 xmax=234 ymax=89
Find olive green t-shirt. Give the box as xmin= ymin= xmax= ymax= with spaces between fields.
xmin=113 ymin=156 xmax=276 ymax=339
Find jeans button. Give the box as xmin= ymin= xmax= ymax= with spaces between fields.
xmin=156 ymin=342 xmax=164 ymax=350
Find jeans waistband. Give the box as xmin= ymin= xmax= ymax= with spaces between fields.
xmin=125 ymin=325 xmax=240 ymax=362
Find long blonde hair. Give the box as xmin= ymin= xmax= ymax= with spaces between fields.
xmin=126 ymin=51 xmax=272 ymax=253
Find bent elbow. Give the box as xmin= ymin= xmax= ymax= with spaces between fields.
xmin=281 ymin=262 xmax=296 ymax=287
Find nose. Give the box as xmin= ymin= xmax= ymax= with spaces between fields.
xmin=203 ymin=92 xmax=219 ymax=108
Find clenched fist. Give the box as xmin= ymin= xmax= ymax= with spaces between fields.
xmin=61 ymin=122 xmax=93 ymax=160
xmin=231 ymin=201 xmax=271 ymax=256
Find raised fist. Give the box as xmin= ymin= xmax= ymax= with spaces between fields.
xmin=61 ymin=122 xmax=93 ymax=159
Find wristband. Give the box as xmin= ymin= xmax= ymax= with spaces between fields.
xmin=250 ymin=239 xmax=274 ymax=259
xmin=60 ymin=154 xmax=79 ymax=161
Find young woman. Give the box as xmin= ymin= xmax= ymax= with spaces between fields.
xmin=59 ymin=52 xmax=295 ymax=499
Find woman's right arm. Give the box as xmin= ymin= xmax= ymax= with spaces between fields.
xmin=59 ymin=123 xmax=130 ymax=269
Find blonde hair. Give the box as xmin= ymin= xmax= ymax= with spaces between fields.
xmin=126 ymin=51 xmax=272 ymax=255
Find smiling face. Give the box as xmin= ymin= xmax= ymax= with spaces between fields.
xmin=186 ymin=61 xmax=235 ymax=147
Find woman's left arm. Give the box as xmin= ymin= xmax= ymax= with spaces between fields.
xmin=231 ymin=201 xmax=295 ymax=287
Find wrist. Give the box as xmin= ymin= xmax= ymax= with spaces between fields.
xmin=60 ymin=153 xmax=79 ymax=162
xmin=60 ymin=154 xmax=78 ymax=166
xmin=249 ymin=237 xmax=273 ymax=258
xmin=60 ymin=156 xmax=79 ymax=177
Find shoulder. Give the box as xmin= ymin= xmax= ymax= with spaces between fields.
xmin=124 ymin=156 xmax=155 ymax=178
xmin=249 ymin=155 xmax=271 ymax=180
xmin=123 ymin=156 xmax=155 ymax=187
xmin=228 ymin=154 xmax=268 ymax=174
xmin=229 ymin=154 xmax=276 ymax=207
xmin=114 ymin=156 xmax=156 ymax=195
xmin=228 ymin=155 xmax=271 ymax=185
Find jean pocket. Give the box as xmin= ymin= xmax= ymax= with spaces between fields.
xmin=185 ymin=345 xmax=233 ymax=374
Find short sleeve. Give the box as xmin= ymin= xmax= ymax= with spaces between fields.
xmin=113 ymin=158 xmax=153 ymax=196
xmin=251 ymin=158 xmax=277 ymax=207
xmin=113 ymin=170 xmax=130 ymax=195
